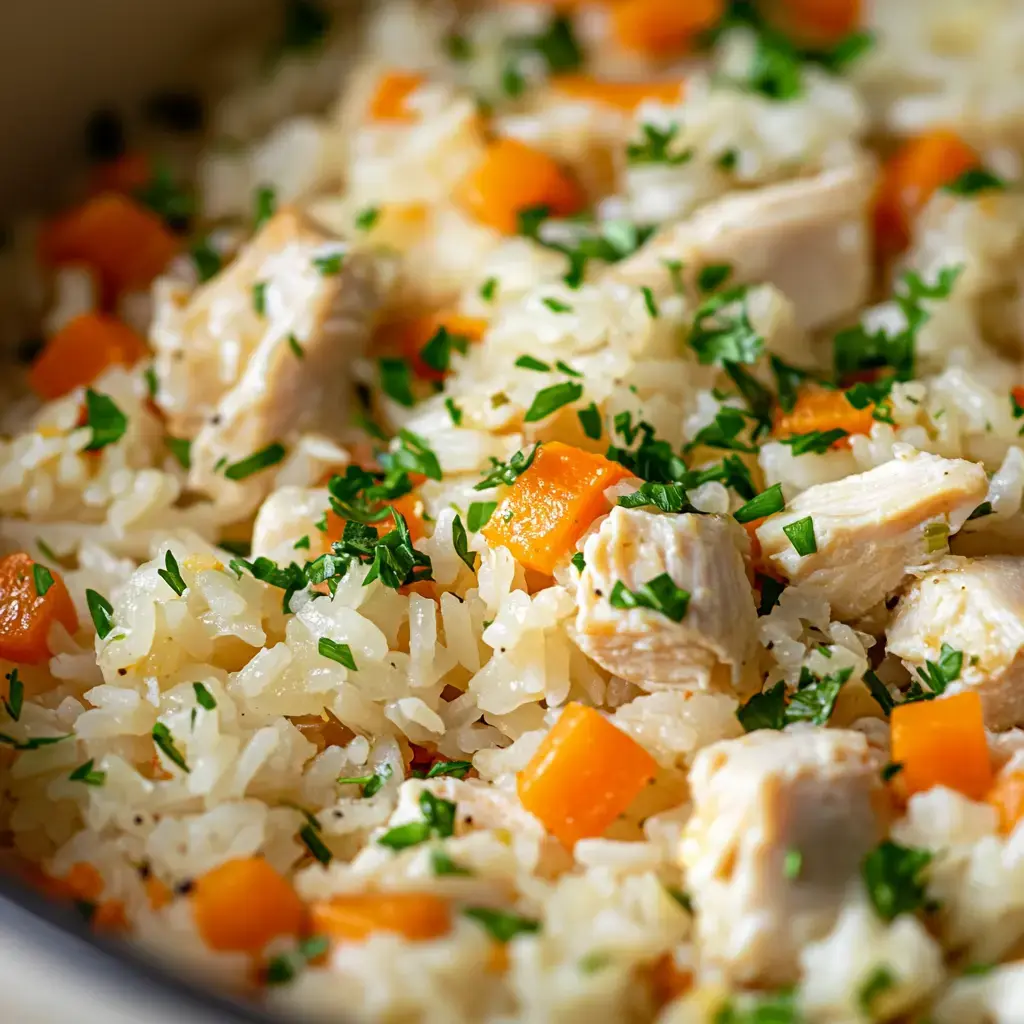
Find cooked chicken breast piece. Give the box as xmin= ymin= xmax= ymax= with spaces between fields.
xmin=251 ymin=486 xmax=330 ymax=564
xmin=608 ymin=160 xmax=875 ymax=330
xmin=152 ymin=209 xmax=387 ymax=518
xmin=756 ymin=448 xmax=988 ymax=622
xmin=888 ymin=556 xmax=1024 ymax=730
xmin=681 ymin=726 xmax=884 ymax=986
xmin=574 ymin=508 xmax=759 ymax=693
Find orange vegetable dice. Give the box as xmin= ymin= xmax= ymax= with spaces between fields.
xmin=145 ymin=876 xmax=174 ymax=911
xmin=891 ymin=691 xmax=993 ymax=801
xmin=1012 ymin=386 xmax=1024 ymax=412
xmin=551 ymin=75 xmax=686 ymax=111
xmin=93 ymin=899 xmax=129 ymax=933
xmin=65 ymin=862 xmax=105 ymax=902
xmin=395 ymin=313 xmax=489 ymax=382
xmin=518 ymin=703 xmax=658 ymax=847
xmin=368 ymin=71 xmax=426 ymax=122
xmin=310 ymin=892 xmax=451 ymax=943
xmin=455 ymin=139 xmax=586 ymax=235
xmin=758 ymin=0 xmax=861 ymax=47
xmin=30 ymin=312 xmax=148 ymax=400
xmin=40 ymin=193 xmax=180 ymax=297
xmin=874 ymin=130 xmax=980 ymax=256
xmin=0 ymin=553 xmax=79 ymax=664
xmin=774 ymin=388 xmax=875 ymax=449
xmin=650 ymin=953 xmax=694 ymax=1008
xmin=987 ymin=770 xmax=1024 ymax=835
xmin=482 ymin=442 xmax=630 ymax=575
xmin=191 ymin=857 xmax=305 ymax=953
xmin=612 ymin=0 xmax=725 ymax=57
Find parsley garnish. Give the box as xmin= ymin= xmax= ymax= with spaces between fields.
xmin=862 ymin=841 xmax=933 ymax=921
xmin=515 ymin=354 xmax=550 ymax=372
xmin=69 ymin=759 xmax=106 ymax=786
xmin=318 ymin=638 xmax=357 ymax=670
xmin=378 ymin=790 xmax=457 ymax=850
xmin=734 ymin=483 xmax=784 ymax=523
xmin=424 ymin=760 xmax=472 ymax=779
xmin=312 ymin=252 xmax=344 ymax=276
xmin=467 ymin=501 xmax=496 ymax=532
xmin=577 ymin=402 xmax=602 ymax=440
xmin=253 ymin=185 xmax=277 ymax=231
xmin=381 ymin=429 xmax=443 ymax=483
xmin=444 ymin=397 xmax=463 ymax=426
xmin=475 ymin=444 xmax=540 ymax=490
xmin=541 ymin=296 xmax=572 ymax=314
xmin=783 ymin=849 xmax=802 ymax=880
xmin=913 ymin=642 xmax=962 ymax=696
xmin=452 ymin=515 xmax=475 ymax=572
xmin=86 ymin=589 xmax=115 ymax=639
xmin=190 ymin=238 xmax=221 ymax=282
xmin=83 ymin=389 xmax=127 ymax=451
xmin=780 ymin=429 xmax=847 ymax=455
xmin=287 ymin=333 xmax=304 ymax=359
xmin=697 ymin=264 xmax=731 ymax=293
xmin=32 ymin=563 xmax=54 ymax=598
xmin=757 ymin=574 xmax=785 ymax=616
xmin=617 ymin=482 xmax=693 ymax=514
xmin=152 ymin=722 xmax=189 ymax=773
xmin=737 ymin=667 xmax=852 ymax=731
xmin=379 ymin=358 xmax=415 ymax=407
xmin=609 ymin=574 xmax=690 ymax=623
xmin=3 ymin=670 xmax=23 ymax=721
xmin=165 ymin=436 xmax=191 ymax=469
xmin=421 ymin=327 xmax=469 ymax=375
xmin=0 ymin=732 xmax=71 ymax=751
xmin=570 ymin=551 xmax=586 ymax=573
xmin=858 ymin=965 xmax=896 ymax=1014
xmin=944 ymin=168 xmax=1005 ymax=196
xmin=626 ymin=123 xmax=693 ymax=167
xmin=299 ymin=822 xmax=332 ymax=864
xmin=641 ymin=286 xmax=659 ymax=318
xmin=480 ymin=277 xmax=498 ymax=302
xmin=337 ymin=762 xmax=393 ymax=797
xmin=431 ymin=850 xmax=472 ymax=876
xmin=223 ymin=442 xmax=286 ymax=481
xmin=134 ymin=161 xmax=193 ymax=230
xmin=524 ymin=381 xmax=582 ymax=422
xmin=265 ymin=935 xmax=330 ymax=986
xmin=782 ymin=515 xmax=817 ymax=556
xmin=193 ymin=682 xmax=216 ymax=710
xmin=157 ymin=550 xmax=187 ymax=596
xmin=252 ymin=281 xmax=268 ymax=316
xmin=463 ymin=906 xmax=540 ymax=943
xmin=355 ymin=207 xmax=379 ymax=231
xmin=689 ymin=286 xmax=764 ymax=366
xmin=864 ymin=670 xmax=896 ymax=716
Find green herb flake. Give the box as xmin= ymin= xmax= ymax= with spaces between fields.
xmin=943 ymin=168 xmax=1006 ymax=197
xmin=734 ymin=483 xmax=784 ymax=524
xmin=253 ymin=185 xmax=277 ymax=231
xmin=83 ymin=389 xmax=128 ymax=451
xmin=287 ymin=333 xmax=305 ymax=359
xmin=570 ymin=552 xmax=586 ymax=573
xmin=165 ymin=436 xmax=191 ymax=469
xmin=431 ymin=849 xmax=472 ymax=876
xmin=609 ymin=573 xmax=690 ymax=623
xmin=444 ymin=397 xmax=463 ymax=426
xmin=190 ymin=238 xmax=221 ymax=282
xmin=318 ymin=638 xmax=357 ymax=671
xmin=524 ymin=381 xmax=583 ymax=422
xmin=264 ymin=934 xmax=330 ymax=987
xmin=292 ymin=535 xmax=311 ymax=552
xmin=864 ymin=670 xmax=896 ymax=716
xmin=152 ymin=722 xmax=190 ymax=773
xmin=32 ymin=563 xmax=54 ymax=598
xmin=914 ymin=642 xmax=962 ymax=696
xmin=697 ymin=264 xmax=732 ymax=293
xmin=881 ymin=761 xmax=904 ymax=783
xmin=450 ymin=514 xmax=476 ymax=573
xmin=252 ymin=281 xmax=268 ymax=317
xmin=425 ymin=760 xmax=472 ymax=779
xmin=299 ymin=823 xmax=333 ymax=865
xmin=862 ymin=840 xmax=933 ymax=922
xmin=86 ymin=589 xmax=116 ymax=640
xmin=144 ymin=365 xmax=159 ymax=400
xmin=780 ymin=429 xmax=848 ymax=456
xmin=626 ymin=123 xmax=693 ymax=167
xmin=757 ymin=574 xmax=785 ymax=616
xmin=782 ymin=515 xmax=817 ymax=556
xmin=312 ymin=252 xmax=344 ymax=276
xmin=641 ymin=286 xmax=659 ymax=318
xmin=3 ymin=670 xmax=23 ymax=722
xmin=379 ymin=357 xmax=415 ymax=407
xmin=337 ymin=762 xmax=393 ymax=798
xmin=355 ymin=207 xmax=380 ymax=231
xmin=577 ymin=402 xmax=602 ymax=440
xmin=475 ymin=444 xmax=540 ymax=490
xmin=782 ymin=849 xmax=802 ymax=880
xmin=157 ymin=550 xmax=187 ymax=597
xmin=69 ymin=759 xmax=106 ymax=787
xmin=193 ymin=682 xmax=216 ymax=711
xmin=378 ymin=790 xmax=457 ymax=850
xmin=967 ymin=501 xmax=993 ymax=521
xmin=223 ymin=442 xmax=286 ymax=481
xmin=541 ymin=296 xmax=573 ymax=315
xmin=467 ymin=501 xmax=497 ymax=533
xmin=480 ymin=277 xmax=498 ymax=303
xmin=463 ymin=906 xmax=540 ymax=943
xmin=515 ymin=355 xmax=550 ymax=372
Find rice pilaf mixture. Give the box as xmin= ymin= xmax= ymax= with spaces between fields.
xmin=5 ymin=1 xmax=1024 ymax=1021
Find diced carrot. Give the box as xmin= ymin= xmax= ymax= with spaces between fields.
xmin=891 ymin=691 xmax=993 ymax=801
xmin=487 ymin=942 xmax=510 ymax=974
xmin=455 ymin=138 xmax=586 ymax=235
xmin=29 ymin=312 xmax=148 ymax=400
xmin=191 ymin=857 xmax=305 ymax=953
xmin=874 ymin=130 xmax=981 ymax=256
xmin=482 ymin=442 xmax=630 ymax=575
xmin=65 ymin=862 xmax=104 ymax=903
xmin=987 ymin=770 xmax=1024 ymax=836
xmin=612 ymin=0 xmax=725 ymax=57
xmin=551 ymin=75 xmax=686 ymax=111
xmin=40 ymin=193 xmax=180 ymax=298
xmin=774 ymin=388 xmax=875 ymax=450
xmin=309 ymin=892 xmax=451 ymax=943
xmin=145 ymin=876 xmax=174 ymax=911
xmin=1012 ymin=386 xmax=1024 ymax=412
xmin=0 ymin=553 xmax=79 ymax=664
xmin=93 ymin=899 xmax=129 ymax=933
xmin=650 ymin=953 xmax=694 ymax=1008
xmin=91 ymin=152 xmax=153 ymax=195
xmin=394 ymin=313 xmax=489 ymax=382
xmin=323 ymin=491 xmax=427 ymax=548
xmin=758 ymin=0 xmax=860 ymax=47
xmin=517 ymin=702 xmax=658 ymax=847
xmin=368 ymin=71 xmax=426 ymax=122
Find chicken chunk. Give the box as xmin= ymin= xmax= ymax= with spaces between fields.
xmin=574 ymin=508 xmax=759 ymax=693
xmin=681 ymin=727 xmax=884 ymax=986
xmin=888 ymin=556 xmax=1024 ymax=730
xmin=251 ymin=486 xmax=331 ymax=564
xmin=151 ymin=209 xmax=387 ymax=517
xmin=609 ymin=160 xmax=875 ymax=330
xmin=756 ymin=448 xmax=988 ymax=622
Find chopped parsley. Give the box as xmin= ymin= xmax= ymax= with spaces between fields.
xmin=312 ymin=252 xmax=344 ymax=276
xmin=862 ymin=840 xmax=933 ymax=922
xmin=943 ymin=168 xmax=1005 ymax=196
xmin=857 ymin=964 xmax=897 ymax=1015
xmin=157 ymin=550 xmax=187 ymax=597
xmin=782 ymin=516 xmax=817 ymax=556
xmin=293 ymin=535 xmax=311 ymax=551
xmin=379 ymin=357 xmax=415 ymax=407
xmin=783 ymin=849 xmax=802 ymax=881
xmin=475 ymin=444 xmax=540 ymax=490
xmin=193 ymin=682 xmax=216 ymax=710
xmin=287 ymin=333 xmax=305 ymax=359
xmin=737 ymin=667 xmax=852 ymax=731
xmin=318 ymin=638 xmax=357 ymax=670
xmin=431 ymin=850 xmax=472 ymax=876
xmin=577 ymin=402 xmax=602 ymax=440
xmin=609 ymin=573 xmax=690 ymax=623
xmin=355 ymin=206 xmax=380 ymax=231
xmin=881 ymin=761 xmax=904 ymax=783
xmin=480 ymin=277 xmax=498 ymax=303
xmin=424 ymin=760 xmax=472 ymax=779
xmin=734 ymin=483 xmax=784 ymax=523
xmin=641 ymin=286 xmax=659 ymax=318
xmin=0 ymin=732 xmax=71 ymax=751
xmin=864 ymin=670 xmax=896 ymax=716
xmin=757 ymin=574 xmax=785 ymax=616
xmin=165 ymin=436 xmax=191 ymax=469
xmin=223 ymin=442 xmax=286 ymax=481
xmin=444 ymin=32 xmax=473 ymax=62
xmin=626 ymin=123 xmax=693 ymax=167
xmin=69 ymin=759 xmax=106 ymax=787
xmin=190 ymin=238 xmax=221 ymax=282
xmin=698 ymin=264 xmax=732 ymax=293
xmin=467 ymin=501 xmax=497 ymax=532
xmin=515 ymin=355 xmax=550 ymax=372
xmin=381 ymin=429 xmax=443 ymax=483
xmin=83 ymin=389 xmax=127 ymax=451
xmin=3 ymin=670 xmax=23 ymax=721
xmin=252 ymin=281 xmax=268 ymax=316
xmin=780 ymin=429 xmax=848 ymax=455
xmin=541 ymin=296 xmax=573 ymax=315
xmin=524 ymin=381 xmax=584 ymax=422
xmin=421 ymin=327 xmax=469 ymax=374
xmin=86 ymin=589 xmax=115 ymax=639
xmin=253 ymin=185 xmax=277 ymax=231
xmin=32 ymin=563 xmax=54 ymax=598
xmin=299 ymin=822 xmax=332 ymax=865
xmin=444 ymin=397 xmax=463 ymax=426
xmin=337 ymin=762 xmax=393 ymax=798
xmin=570 ymin=552 xmax=586 ymax=573
xmin=913 ymin=642 xmax=963 ymax=697
xmin=265 ymin=935 xmax=330 ymax=986
xmin=378 ymin=790 xmax=457 ymax=850
xmin=452 ymin=515 xmax=476 ymax=572
xmin=967 ymin=501 xmax=993 ymax=521
xmin=463 ymin=906 xmax=540 ymax=943
xmin=618 ymin=482 xmax=694 ymax=514
xmin=134 ymin=161 xmax=194 ymax=231
xmin=152 ymin=722 xmax=189 ymax=773
xmin=689 ymin=287 xmax=764 ymax=367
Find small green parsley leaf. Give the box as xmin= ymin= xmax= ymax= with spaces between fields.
xmin=86 ymin=589 xmax=115 ymax=639
xmin=609 ymin=573 xmax=690 ymax=623
xmin=524 ymin=381 xmax=583 ymax=422
xmin=577 ymin=402 xmax=602 ymax=440
xmin=467 ymin=501 xmax=497 ymax=532
xmin=157 ymin=550 xmax=187 ymax=597
xmin=570 ymin=552 xmax=585 ymax=573
xmin=83 ymin=389 xmax=127 ymax=451
xmin=444 ymin=397 xmax=463 ymax=426
xmin=734 ymin=483 xmax=784 ymax=524
xmin=318 ymin=638 xmax=357 ymax=671
xmin=165 ymin=436 xmax=191 ymax=469
xmin=312 ymin=252 xmax=344 ymax=276
xmin=697 ymin=264 xmax=731 ymax=293
xmin=299 ymin=822 xmax=333 ymax=864
xmin=355 ymin=206 xmax=380 ymax=231
xmin=641 ymin=286 xmax=659 ymax=318
xmin=862 ymin=840 xmax=933 ymax=921
xmin=32 ymin=563 xmax=54 ymax=598
xmin=463 ymin=906 xmax=540 ymax=943
xmin=475 ymin=444 xmax=540 ymax=490
xmin=626 ymin=123 xmax=693 ymax=167
xmin=3 ymin=670 xmax=23 ymax=722
xmin=452 ymin=514 xmax=475 ymax=572
xmin=224 ymin=442 xmax=286 ymax=481
xmin=914 ymin=642 xmax=962 ymax=696
xmin=541 ymin=297 xmax=573 ymax=314
xmin=425 ymin=760 xmax=472 ymax=779
xmin=783 ymin=849 xmax=802 ymax=880
xmin=287 ymin=333 xmax=304 ymax=359
xmin=69 ymin=759 xmax=106 ymax=786
xmin=379 ymin=358 xmax=415 ymax=407
xmin=782 ymin=516 xmax=817 ymax=556
xmin=515 ymin=355 xmax=550 ymax=372
xmin=480 ymin=277 xmax=498 ymax=303
xmin=780 ymin=429 xmax=848 ymax=455
xmin=253 ymin=185 xmax=277 ymax=231
xmin=252 ymin=281 xmax=268 ymax=316
xmin=190 ymin=238 xmax=221 ymax=282
xmin=152 ymin=722 xmax=189 ymax=773
xmin=193 ymin=682 xmax=216 ymax=710
xmin=944 ymin=168 xmax=1006 ymax=197
xmin=431 ymin=850 xmax=472 ymax=876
